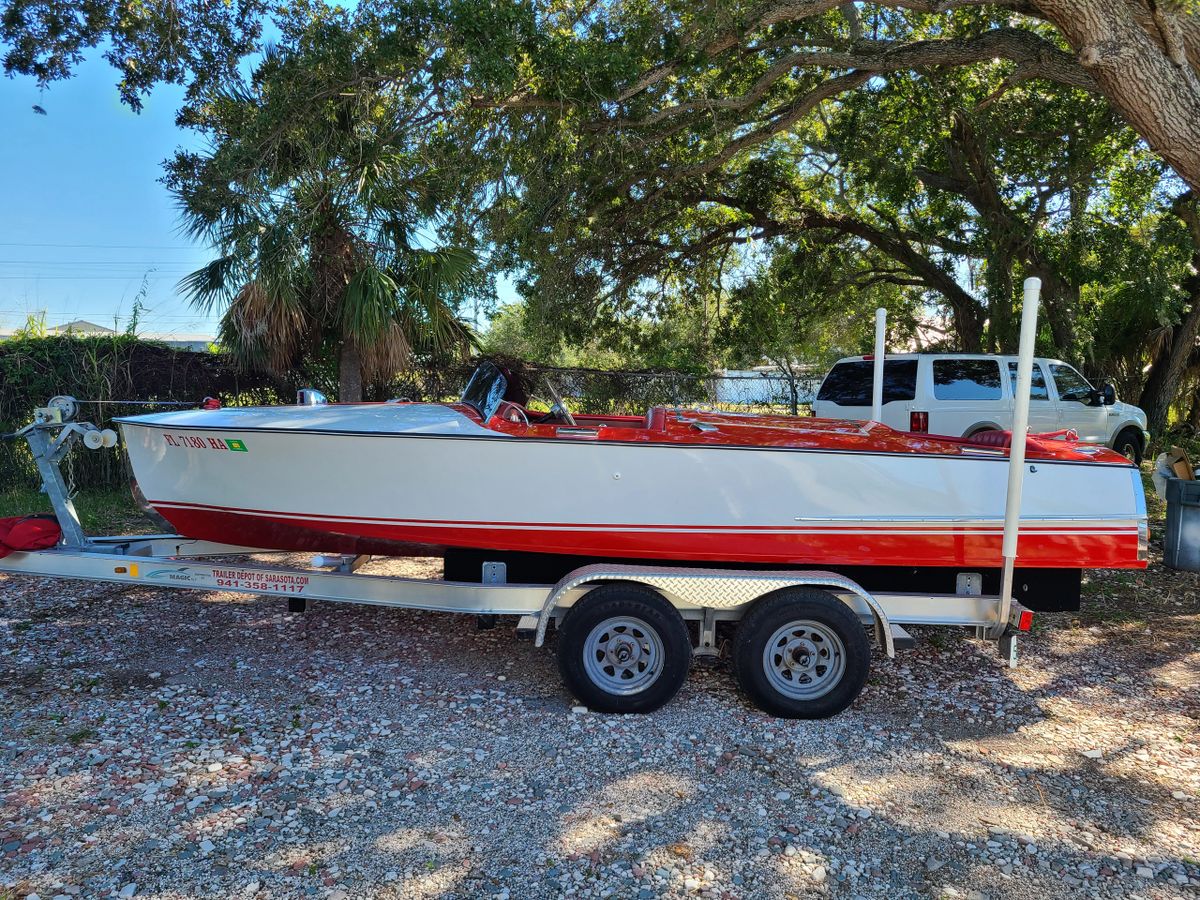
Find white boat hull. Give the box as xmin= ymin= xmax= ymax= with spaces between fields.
xmin=118 ymin=409 xmax=1145 ymax=569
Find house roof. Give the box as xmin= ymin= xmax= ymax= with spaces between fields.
xmin=50 ymin=319 xmax=117 ymax=335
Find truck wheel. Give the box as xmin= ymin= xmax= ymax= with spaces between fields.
xmin=1113 ymin=426 xmax=1144 ymax=464
xmin=732 ymin=588 xmax=870 ymax=719
xmin=556 ymin=583 xmax=691 ymax=713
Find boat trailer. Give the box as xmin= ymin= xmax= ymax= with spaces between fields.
xmin=0 ymin=397 xmax=1033 ymax=719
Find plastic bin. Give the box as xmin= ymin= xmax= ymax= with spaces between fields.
xmin=1164 ymin=477 xmax=1200 ymax=571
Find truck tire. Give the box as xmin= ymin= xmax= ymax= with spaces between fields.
xmin=556 ymin=583 xmax=691 ymax=713
xmin=1113 ymin=426 xmax=1144 ymax=464
xmin=732 ymin=588 xmax=870 ymax=719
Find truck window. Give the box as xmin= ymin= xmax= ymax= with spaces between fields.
xmin=1050 ymin=364 xmax=1094 ymax=402
xmin=1006 ymin=361 xmax=1049 ymax=400
xmin=817 ymin=360 xmax=918 ymax=406
xmin=932 ymin=359 xmax=1002 ymax=400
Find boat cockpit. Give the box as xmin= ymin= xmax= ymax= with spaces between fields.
xmin=460 ymin=360 xmax=657 ymax=432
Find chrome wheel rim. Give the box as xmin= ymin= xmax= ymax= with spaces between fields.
xmin=762 ymin=620 xmax=846 ymax=700
xmin=583 ymin=616 xmax=664 ymax=696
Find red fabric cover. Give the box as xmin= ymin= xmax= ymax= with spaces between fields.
xmin=1033 ymin=428 xmax=1079 ymax=442
xmin=965 ymin=429 xmax=1077 ymax=452
xmin=967 ymin=429 xmax=1012 ymax=448
xmin=0 ymin=515 xmax=61 ymax=558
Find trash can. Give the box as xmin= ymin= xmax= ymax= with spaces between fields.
xmin=1164 ymin=477 xmax=1200 ymax=571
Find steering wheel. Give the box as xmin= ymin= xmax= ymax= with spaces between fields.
xmin=542 ymin=374 xmax=577 ymax=426
xmin=498 ymin=401 xmax=530 ymax=426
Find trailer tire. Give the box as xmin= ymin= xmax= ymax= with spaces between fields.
xmin=556 ymin=583 xmax=691 ymax=714
xmin=733 ymin=588 xmax=870 ymax=719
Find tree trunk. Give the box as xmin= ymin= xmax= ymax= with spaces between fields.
xmin=1139 ymin=298 xmax=1200 ymax=435
xmin=1032 ymin=0 xmax=1200 ymax=191
xmin=1138 ymin=193 xmax=1200 ymax=435
xmin=986 ymin=252 xmax=1015 ymax=353
xmin=931 ymin=112 xmax=1079 ymax=353
xmin=1026 ymin=263 xmax=1079 ymax=353
xmin=339 ymin=341 xmax=364 ymax=403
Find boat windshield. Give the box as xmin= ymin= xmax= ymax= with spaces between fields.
xmin=460 ymin=362 xmax=509 ymax=421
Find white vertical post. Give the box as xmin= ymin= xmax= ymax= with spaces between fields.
xmin=871 ymin=307 xmax=887 ymax=422
xmin=995 ymin=277 xmax=1040 ymax=656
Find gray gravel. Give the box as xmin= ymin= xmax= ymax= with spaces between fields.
xmin=1 ymin=556 xmax=1197 ymax=899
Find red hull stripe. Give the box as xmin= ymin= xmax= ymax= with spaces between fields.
xmin=151 ymin=503 xmax=1143 ymax=569
xmin=149 ymin=500 xmax=1134 ymax=535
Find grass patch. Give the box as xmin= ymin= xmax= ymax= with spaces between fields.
xmin=66 ymin=727 xmax=96 ymax=745
xmin=0 ymin=486 xmax=149 ymax=535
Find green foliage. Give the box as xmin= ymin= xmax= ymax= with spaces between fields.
xmin=1 ymin=0 xmax=270 ymax=111
xmin=0 ymin=487 xmax=144 ymax=535
xmin=166 ymin=5 xmax=486 ymax=400
xmin=0 ymin=334 xmax=282 ymax=490
xmin=9 ymin=311 xmax=48 ymax=338
xmin=719 ymin=237 xmax=927 ymax=371
xmin=461 ymin=0 xmax=1198 ymax=418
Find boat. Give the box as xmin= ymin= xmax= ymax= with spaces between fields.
xmin=116 ymin=361 xmax=1147 ymax=608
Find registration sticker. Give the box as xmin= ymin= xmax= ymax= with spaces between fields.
xmin=164 ymin=434 xmax=249 ymax=452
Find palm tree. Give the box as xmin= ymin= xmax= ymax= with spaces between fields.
xmin=168 ymin=29 xmax=479 ymax=400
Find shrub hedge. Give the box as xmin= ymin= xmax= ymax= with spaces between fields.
xmin=0 ymin=334 xmax=284 ymax=490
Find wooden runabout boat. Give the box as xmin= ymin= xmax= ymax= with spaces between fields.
xmin=117 ymin=361 xmax=1147 ymax=610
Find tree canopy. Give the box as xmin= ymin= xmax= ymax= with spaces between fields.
xmin=459 ymin=1 xmax=1200 ymax=431
xmin=166 ymin=5 xmax=485 ymax=401
xmin=5 ymin=0 xmax=1200 ymax=429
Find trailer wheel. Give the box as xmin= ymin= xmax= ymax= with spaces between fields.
xmin=557 ymin=583 xmax=691 ymax=713
xmin=733 ymin=588 xmax=870 ymax=719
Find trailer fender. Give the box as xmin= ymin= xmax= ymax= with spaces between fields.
xmin=533 ymin=564 xmax=895 ymax=657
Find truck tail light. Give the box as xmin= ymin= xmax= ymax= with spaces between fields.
xmin=910 ymin=411 xmax=929 ymax=433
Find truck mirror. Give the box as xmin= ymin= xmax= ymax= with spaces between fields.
xmin=1101 ymin=383 xmax=1116 ymax=406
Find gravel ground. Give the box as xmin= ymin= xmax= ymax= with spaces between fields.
xmin=1 ymin=550 xmax=1197 ymax=900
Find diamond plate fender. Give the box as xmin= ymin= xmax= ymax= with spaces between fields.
xmin=533 ymin=564 xmax=894 ymax=657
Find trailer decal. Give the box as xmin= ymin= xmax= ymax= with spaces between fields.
xmin=146 ymin=566 xmax=204 ymax=584
xmin=211 ymin=568 xmax=309 ymax=593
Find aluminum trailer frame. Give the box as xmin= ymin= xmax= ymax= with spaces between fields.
xmin=0 ymin=535 xmax=1031 ymax=662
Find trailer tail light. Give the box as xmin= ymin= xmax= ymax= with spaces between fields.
xmin=1017 ymin=608 xmax=1034 ymax=632
xmin=910 ymin=411 xmax=929 ymax=433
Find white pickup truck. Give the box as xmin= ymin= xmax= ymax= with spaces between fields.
xmin=812 ymin=353 xmax=1150 ymax=462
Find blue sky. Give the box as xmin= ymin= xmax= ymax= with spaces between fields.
xmin=0 ymin=53 xmax=514 ymax=339
xmin=0 ymin=56 xmax=222 ymax=338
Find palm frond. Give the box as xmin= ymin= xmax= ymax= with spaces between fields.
xmin=393 ymin=289 xmax=478 ymax=359
xmin=359 ymin=321 xmax=414 ymax=383
xmin=218 ymin=281 xmax=309 ymax=374
xmin=342 ymin=265 xmax=400 ymax=346
xmin=393 ymin=246 xmax=480 ymax=357
xmin=178 ymin=256 xmax=243 ymax=313
xmin=406 ymin=247 xmax=479 ymax=300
